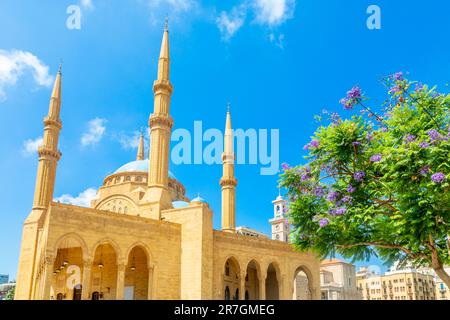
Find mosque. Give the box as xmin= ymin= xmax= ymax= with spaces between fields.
xmin=14 ymin=24 xmax=320 ymax=300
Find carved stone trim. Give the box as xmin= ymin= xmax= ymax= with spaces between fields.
xmin=220 ymin=177 xmax=238 ymax=187
xmin=38 ymin=146 xmax=62 ymax=160
xmin=149 ymin=114 xmax=174 ymax=129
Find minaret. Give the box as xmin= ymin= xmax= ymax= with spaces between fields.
xmin=144 ymin=20 xmax=174 ymax=216
xmin=269 ymin=190 xmax=290 ymax=242
xmin=137 ymin=129 xmax=145 ymax=161
xmin=15 ymin=65 xmax=63 ymax=300
xmin=32 ymin=65 xmax=63 ymax=209
xmin=220 ymin=105 xmax=237 ymax=232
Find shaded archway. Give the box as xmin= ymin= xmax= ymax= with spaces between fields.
xmin=223 ymin=257 xmax=240 ymax=300
xmin=265 ymin=263 xmax=280 ymax=300
xmin=91 ymin=242 xmax=118 ymax=300
xmin=124 ymin=246 xmax=149 ymax=300
xmin=244 ymin=260 xmax=261 ymax=300
xmin=50 ymin=235 xmax=86 ymax=300
xmin=293 ymin=266 xmax=313 ymax=300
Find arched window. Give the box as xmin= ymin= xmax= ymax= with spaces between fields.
xmin=92 ymin=291 xmax=100 ymax=300
xmin=124 ymin=206 xmax=128 ymax=214
xmin=225 ymin=286 xmax=230 ymax=300
xmin=56 ymin=293 xmax=64 ymax=300
xmin=276 ymin=234 xmax=280 ymax=240
xmin=245 ymin=290 xmax=249 ymax=300
xmin=125 ymin=176 xmax=131 ymax=182
xmin=225 ymin=262 xmax=230 ymax=276
xmin=136 ymin=176 xmax=142 ymax=182
xmin=234 ymin=289 xmax=239 ymax=300
xmin=73 ymin=285 xmax=82 ymax=300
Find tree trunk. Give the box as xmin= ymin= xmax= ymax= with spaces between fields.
xmin=430 ymin=241 xmax=450 ymax=288
xmin=434 ymin=266 xmax=450 ymax=289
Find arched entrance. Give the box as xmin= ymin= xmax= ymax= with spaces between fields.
xmin=244 ymin=260 xmax=260 ymax=300
xmin=223 ymin=257 xmax=240 ymax=300
xmin=51 ymin=235 xmax=85 ymax=300
xmin=91 ymin=242 xmax=118 ymax=300
xmin=265 ymin=263 xmax=280 ymax=300
xmin=293 ymin=266 xmax=312 ymax=300
xmin=124 ymin=246 xmax=149 ymax=300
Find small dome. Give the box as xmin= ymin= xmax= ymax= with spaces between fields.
xmin=172 ymin=201 xmax=189 ymax=209
xmin=114 ymin=160 xmax=176 ymax=179
xmin=276 ymin=195 xmax=284 ymax=201
xmin=191 ymin=196 xmax=207 ymax=203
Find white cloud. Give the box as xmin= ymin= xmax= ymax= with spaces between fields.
xmin=0 ymin=49 xmax=53 ymax=101
xmin=269 ymin=32 xmax=285 ymax=48
xmin=147 ymin=0 xmax=196 ymax=12
xmin=80 ymin=0 xmax=94 ymax=10
xmin=115 ymin=128 xmax=150 ymax=151
xmin=253 ymin=0 xmax=295 ymax=26
xmin=22 ymin=137 xmax=43 ymax=156
xmin=81 ymin=118 xmax=107 ymax=147
xmin=55 ymin=188 xmax=98 ymax=207
xmin=216 ymin=5 xmax=247 ymax=41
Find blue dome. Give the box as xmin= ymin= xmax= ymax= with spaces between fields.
xmin=114 ymin=160 xmax=176 ymax=179
xmin=172 ymin=201 xmax=189 ymax=209
xmin=191 ymin=196 xmax=207 ymax=203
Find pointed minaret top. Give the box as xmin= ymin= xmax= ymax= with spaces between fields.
xmin=48 ymin=66 xmax=62 ymax=120
xmin=164 ymin=16 xmax=169 ymax=32
xmin=159 ymin=22 xmax=170 ymax=60
xmin=137 ymin=129 xmax=145 ymax=161
xmin=223 ymin=105 xmax=234 ymax=160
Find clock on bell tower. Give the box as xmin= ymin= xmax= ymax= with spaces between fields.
xmin=269 ymin=190 xmax=290 ymax=243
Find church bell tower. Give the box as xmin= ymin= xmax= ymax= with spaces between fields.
xmin=269 ymin=191 xmax=290 ymax=242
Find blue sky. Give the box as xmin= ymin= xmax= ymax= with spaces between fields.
xmin=0 ymin=0 xmax=449 ymax=279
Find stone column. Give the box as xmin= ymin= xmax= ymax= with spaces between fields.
xmin=239 ymin=271 xmax=246 ymax=300
xmin=42 ymin=256 xmax=55 ymax=300
xmin=116 ymin=263 xmax=125 ymax=300
xmin=259 ymin=272 xmax=267 ymax=300
xmin=81 ymin=260 xmax=92 ymax=300
xmin=147 ymin=264 xmax=154 ymax=300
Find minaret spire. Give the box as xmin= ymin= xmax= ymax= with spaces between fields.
xmin=137 ymin=129 xmax=145 ymax=161
xmin=144 ymin=22 xmax=174 ymax=217
xmin=32 ymin=67 xmax=63 ymax=209
xmin=220 ymin=105 xmax=237 ymax=233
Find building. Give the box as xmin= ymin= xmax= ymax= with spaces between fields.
xmin=0 ymin=282 xmax=15 ymax=300
xmin=357 ymin=266 xmax=436 ymax=300
xmin=0 ymin=274 xmax=9 ymax=285
xmin=320 ymin=259 xmax=360 ymax=300
xmin=235 ymin=227 xmax=267 ymax=239
xmin=417 ymin=266 xmax=450 ymax=300
xmin=14 ymin=24 xmax=321 ymax=300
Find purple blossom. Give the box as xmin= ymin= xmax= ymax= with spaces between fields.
xmin=428 ymin=129 xmax=442 ymax=142
xmin=354 ymin=171 xmax=366 ymax=182
xmin=327 ymin=191 xmax=340 ymax=202
xmin=342 ymin=196 xmax=352 ymax=203
xmin=419 ymin=141 xmax=430 ymax=149
xmin=405 ymin=135 xmax=416 ymax=143
xmin=393 ymin=72 xmax=403 ymax=81
xmin=389 ymin=85 xmax=401 ymax=94
xmin=431 ymin=172 xmax=446 ymax=184
xmin=415 ymin=83 xmax=424 ymax=91
xmin=331 ymin=113 xmax=341 ymax=125
xmin=312 ymin=186 xmax=325 ymax=198
xmin=381 ymin=127 xmax=388 ymax=133
xmin=420 ymin=166 xmax=430 ymax=175
xmin=301 ymin=173 xmax=311 ymax=182
xmin=319 ymin=218 xmax=329 ymax=228
xmin=370 ymin=154 xmax=382 ymax=163
xmin=347 ymin=86 xmax=362 ymax=99
xmin=334 ymin=208 xmax=347 ymax=216
xmin=366 ymin=132 xmax=374 ymax=141
xmin=347 ymin=185 xmax=356 ymax=193
xmin=352 ymin=141 xmax=361 ymax=147
xmin=282 ymin=163 xmax=290 ymax=171
xmin=304 ymin=140 xmax=320 ymax=150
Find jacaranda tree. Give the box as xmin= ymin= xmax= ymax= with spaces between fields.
xmin=280 ymin=73 xmax=450 ymax=287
